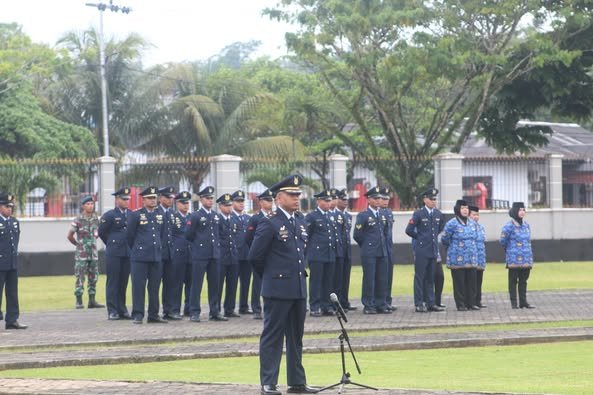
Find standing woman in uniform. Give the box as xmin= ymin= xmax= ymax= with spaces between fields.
xmin=500 ymin=202 xmax=535 ymax=309
xmin=441 ymin=199 xmax=479 ymax=311
xmin=469 ymin=206 xmax=487 ymax=308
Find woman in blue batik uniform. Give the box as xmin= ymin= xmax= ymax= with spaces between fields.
xmin=469 ymin=206 xmax=487 ymax=308
xmin=441 ymin=199 xmax=479 ymax=311
xmin=500 ymin=202 xmax=534 ymax=309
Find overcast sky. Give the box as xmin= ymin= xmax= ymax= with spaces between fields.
xmin=2 ymin=0 xmax=294 ymax=65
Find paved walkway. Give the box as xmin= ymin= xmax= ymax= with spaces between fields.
xmin=0 ymin=290 xmax=591 ymax=394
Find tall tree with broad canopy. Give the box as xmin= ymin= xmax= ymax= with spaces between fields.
xmin=265 ymin=0 xmax=593 ymax=206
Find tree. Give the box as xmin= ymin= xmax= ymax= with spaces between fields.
xmin=265 ymin=0 xmax=593 ymax=206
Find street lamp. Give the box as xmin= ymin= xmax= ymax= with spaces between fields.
xmin=85 ymin=1 xmax=132 ymax=157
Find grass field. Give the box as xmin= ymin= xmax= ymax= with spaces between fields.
xmin=7 ymin=261 xmax=593 ymax=311
xmin=2 ymin=341 xmax=592 ymax=394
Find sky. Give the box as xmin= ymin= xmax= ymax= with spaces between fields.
xmin=1 ymin=0 xmax=294 ymax=66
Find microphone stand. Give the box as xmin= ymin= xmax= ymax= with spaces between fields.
xmin=318 ymin=307 xmax=377 ymax=393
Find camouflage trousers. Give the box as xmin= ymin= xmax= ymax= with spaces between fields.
xmin=74 ymin=259 xmax=99 ymax=296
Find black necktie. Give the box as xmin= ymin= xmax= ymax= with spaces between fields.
xmin=289 ymin=216 xmax=295 ymax=231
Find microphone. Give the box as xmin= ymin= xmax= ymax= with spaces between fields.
xmin=329 ymin=293 xmax=348 ymax=323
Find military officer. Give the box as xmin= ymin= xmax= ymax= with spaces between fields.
xmin=336 ymin=189 xmax=354 ymax=311
xmin=353 ymin=187 xmax=390 ymax=314
xmin=405 ymin=188 xmax=445 ymax=312
xmin=306 ymin=189 xmax=336 ymax=317
xmin=157 ymin=186 xmax=179 ymax=320
xmin=245 ymin=189 xmax=275 ymax=320
xmin=328 ymin=188 xmax=346 ymax=310
xmin=67 ymin=195 xmax=104 ymax=309
xmin=248 ymin=175 xmax=318 ymax=395
xmin=127 ymin=186 xmax=167 ymax=324
xmin=230 ymin=190 xmax=252 ymax=315
xmin=185 ymin=186 xmax=227 ymax=322
xmin=379 ymin=187 xmax=397 ymax=311
xmin=0 ymin=193 xmax=27 ymax=330
xmin=98 ymin=187 xmax=131 ymax=320
xmin=171 ymin=191 xmax=192 ymax=317
xmin=217 ymin=193 xmax=240 ymax=317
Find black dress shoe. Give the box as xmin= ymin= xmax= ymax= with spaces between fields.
xmin=253 ymin=312 xmax=262 ymax=320
xmin=376 ymin=308 xmax=392 ymax=314
xmin=477 ymin=304 xmax=487 ymax=308
xmin=309 ymin=310 xmax=322 ymax=317
xmin=347 ymin=306 xmax=358 ymax=311
xmin=321 ymin=310 xmax=335 ymax=316
xmin=415 ymin=305 xmax=427 ymax=313
xmin=108 ymin=313 xmax=120 ymax=320
xmin=521 ymin=304 xmax=536 ymax=309
xmin=512 ymin=305 xmax=519 ymax=309
xmin=163 ymin=314 xmax=183 ymax=320
xmin=469 ymin=305 xmax=481 ymax=310
xmin=132 ymin=317 xmax=143 ymax=324
xmin=224 ymin=311 xmax=241 ymax=318
xmin=209 ymin=314 xmax=228 ymax=321
xmin=5 ymin=321 xmax=28 ymax=330
xmin=120 ymin=313 xmax=132 ymax=320
xmin=436 ymin=303 xmax=446 ymax=308
xmin=427 ymin=305 xmax=444 ymax=312
xmin=363 ymin=308 xmax=377 ymax=314
xmin=239 ymin=309 xmax=253 ymax=314
xmin=387 ymin=305 xmax=398 ymax=311
xmin=147 ymin=317 xmax=168 ymax=324
xmin=457 ymin=306 xmax=468 ymax=311
xmin=261 ymin=384 xmax=281 ymax=395
xmin=287 ymin=384 xmax=320 ymax=393
xmin=189 ymin=315 xmax=201 ymax=322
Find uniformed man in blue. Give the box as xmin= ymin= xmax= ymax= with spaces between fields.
xmin=231 ymin=190 xmax=252 ymax=315
xmin=245 ymin=188 xmax=275 ymax=320
xmin=328 ymin=188 xmax=345 ymax=309
xmin=379 ymin=187 xmax=397 ymax=311
xmin=171 ymin=191 xmax=192 ymax=317
xmin=127 ymin=186 xmax=167 ymax=324
xmin=306 ymin=189 xmax=336 ymax=317
xmin=98 ymin=187 xmax=131 ymax=320
xmin=217 ymin=193 xmax=240 ymax=317
xmin=0 ymin=193 xmax=27 ymax=330
xmin=353 ymin=187 xmax=390 ymax=314
xmin=185 ymin=186 xmax=227 ymax=322
xmin=157 ymin=186 xmax=179 ymax=320
xmin=405 ymin=188 xmax=445 ymax=313
xmin=248 ymin=175 xmax=319 ymax=395
xmin=335 ymin=189 xmax=354 ymax=311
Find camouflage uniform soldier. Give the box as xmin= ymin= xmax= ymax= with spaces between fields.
xmin=67 ymin=195 xmax=104 ymax=309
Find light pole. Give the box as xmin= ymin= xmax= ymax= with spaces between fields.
xmin=85 ymin=1 xmax=131 ymax=157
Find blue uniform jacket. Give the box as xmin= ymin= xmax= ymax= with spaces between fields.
xmin=98 ymin=208 xmax=130 ymax=258
xmin=171 ymin=211 xmax=190 ymax=262
xmin=475 ymin=222 xmax=486 ymax=269
xmin=405 ymin=207 xmax=444 ymax=259
xmin=247 ymin=210 xmax=308 ymax=300
xmin=340 ymin=210 xmax=352 ymax=259
xmin=381 ymin=208 xmax=394 ymax=257
xmin=330 ymin=210 xmax=345 ymax=259
xmin=0 ymin=216 xmax=19 ymax=271
xmin=305 ymin=208 xmax=336 ymax=263
xmin=353 ymin=208 xmax=387 ymax=258
xmin=219 ymin=215 xmax=238 ymax=266
xmin=245 ymin=211 xmax=268 ymax=248
xmin=441 ymin=217 xmax=478 ymax=268
xmin=157 ymin=206 xmax=174 ymax=261
xmin=127 ymin=207 xmax=164 ymax=262
xmin=500 ymin=220 xmax=533 ymax=268
xmin=185 ymin=208 xmax=220 ymax=261
xmin=231 ymin=211 xmax=250 ymax=260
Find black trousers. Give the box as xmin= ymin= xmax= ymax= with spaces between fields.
xmin=219 ymin=264 xmax=240 ymax=314
xmin=433 ymin=262 xmax=444 ymax=306
xmin=333 ymin=257 xmax=344 ymax=304
xmin=250 ymin=271 xmax=262 ymax=314
xmin=105 ymin=256 xmax=130 ymax=317
xmin=386 ymin=251 xmax=394 ymax=306
xmin=238 ymin=259 xmax=252 ymax=312
xmin=171 ymin=259 xmax=192 ymax=316
xmin=131 ymin=260 xmax=162 ymax=320
xmin=508 ymin=268 xmax=531 ymax=307
xmin=476 ymin=269 xmax=484 ymax=305
xmin=161 ymin=258 xmax=175 ymax=316
xmin=414 ymin=256 xmax=435 ymax=307
xmin=0 ymin=269 xmax=19 ymax=324
xmin=260 ymin=297 xmax=307 ymax=386
xmin=450 ymin=268 xmax=477 ymax=309
xmin=361 ymin=256 xmax=388 ymax=310
xmin=340 ymin=255 xmax=352 ymax=308
xmin=308 ymin=260 xmax=335 ymax=312
xmin=189 ymin=258 xmax=220 ymax=317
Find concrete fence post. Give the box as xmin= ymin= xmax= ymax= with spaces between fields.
xmin=546 ymin=153 xmax=564 ymax=209
xmin=209 ymin=154 xmax=242 ymax=197
xmin=97 ymin=156 xmax=116 ymax=214
xmin=329 ymin=154 xmax=349 ymax=190
xmin=433 ymin=153 xmax=464 ymax=212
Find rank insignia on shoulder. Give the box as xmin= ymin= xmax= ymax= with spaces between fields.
xmin=355 ymin=224 xmax=362 ymax=229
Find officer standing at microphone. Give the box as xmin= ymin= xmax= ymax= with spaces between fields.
xmin=248 ymin=175 xmax=319 ymax=395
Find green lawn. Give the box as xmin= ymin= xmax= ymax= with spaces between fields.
xmin=2 ymin=341 xmax=592 ymax=394
xmin=9 ymin=261 xmax=593 ymax=311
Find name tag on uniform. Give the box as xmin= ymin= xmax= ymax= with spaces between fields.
xmin=279 ymin=225 xmax=289 ymax=241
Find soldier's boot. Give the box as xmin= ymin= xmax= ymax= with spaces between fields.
xmin=75 ymin=295 xmax=84 ymax=309
xmin=88 ymin=294 xmax=105 ymax=308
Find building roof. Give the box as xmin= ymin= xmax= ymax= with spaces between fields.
xmin=460 ymin=121 xmax=593 ymax=159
